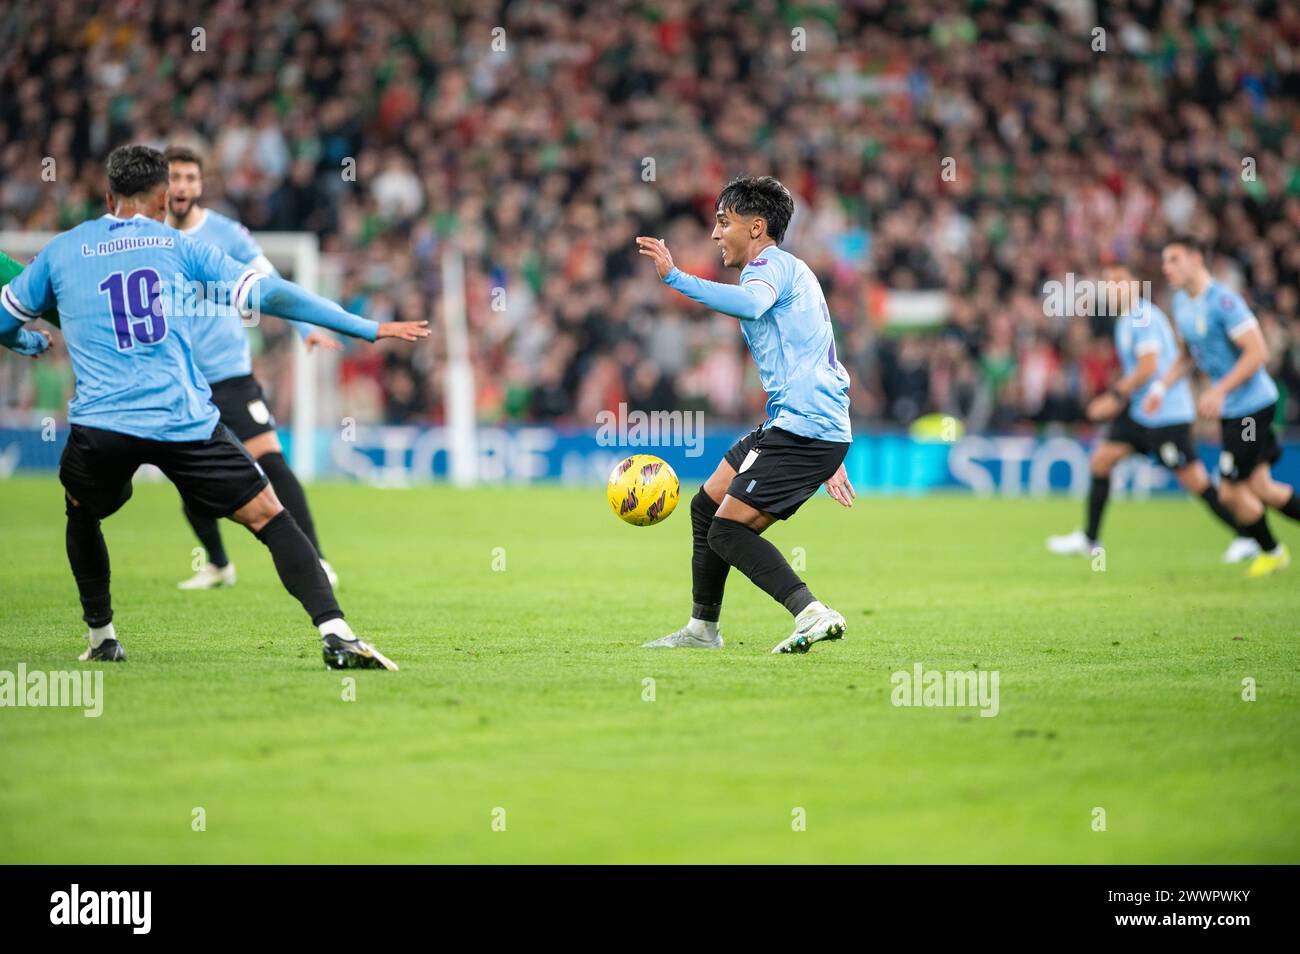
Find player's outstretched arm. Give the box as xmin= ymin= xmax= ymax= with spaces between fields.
xmin=245 ymin=276 xmax=430 ymax=342
xmin=636 ymin=237 xmax=774 ymax=320
xmin=245 ymin=254 xmax=340 ymax=352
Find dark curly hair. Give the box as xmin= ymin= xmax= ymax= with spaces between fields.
xmin=716 ymin=175 xmax=795 ymax=244
xmin=105 ymin=144 xmax=168 ymax=198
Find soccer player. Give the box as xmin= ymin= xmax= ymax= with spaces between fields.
xmin=0 ymin=144 xmax=429 ymax=666
xmin=1145 ymin=237 xmax=1298 ymax=577
xmin=1046 ymin=263 xmax=1246 ymax=559
xmin=636 ymin=175 xmax=855 ymax=655
xmin=164 ymin=145 xmax=341 ymax=591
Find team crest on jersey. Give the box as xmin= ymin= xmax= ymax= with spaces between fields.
xmin=247 ymin=400 xmax=272 ymax=425
xmin=1220 ymin=295 xmax=1235 ymax=311
xmin=748 ymin=258 xmax=768 ymax=266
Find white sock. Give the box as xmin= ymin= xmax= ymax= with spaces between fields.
xmin=88 ymin=622 xmax=116 ymax=648
xmin=797 ymin=600 xmax=827 ymax=619
xmin=318 ymin=618 xmax=356 ymax=641
xmin=686 ymin=617 xmax=719 ymax=637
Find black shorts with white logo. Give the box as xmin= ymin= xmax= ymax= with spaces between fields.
xmin=210 ymin=374 xmax=277 ymax=442
xmin=722 ymin=425 xmax=850 ymax=520
xmin=59 ymin=422 xmax=268 ymax=520
xmin=1219 ymin=402 xmax=1282 ymax=482
xmin=1106 ymin=411 xmax=1196 ymax=471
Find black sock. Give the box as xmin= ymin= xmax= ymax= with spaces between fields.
xmin=689 ymin=488 xmax=728 ymax=621
xmin=66 ymin=502 xmax=113 ymax=628
xmin=258 ymin=452 xmax=324 ymax=557
xmin=183 ymin=504 xmax=229 ymax=568
xmin=1240 ymin=514 xmax=1279 ymax=553
xmin=1085 ymin=474 xmax=1110 ymax=543
xmin=253 ymin=510 xmax=341 ymax=626
xmin=707 ymin=517 xmax=816 ymax=616
xmin=1278 ymin=489 xmax=1300 ymax=523
xmin=1198 ymin=486 xmax=1240 ymax=535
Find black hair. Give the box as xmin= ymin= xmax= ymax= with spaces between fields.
xmin=1165 ymin=235 xmax=1205 ymax=258
xmin=716 ymin=175 xmax=795 ymax=243
xmin=105 ymin=144 xmax=168 ymax=198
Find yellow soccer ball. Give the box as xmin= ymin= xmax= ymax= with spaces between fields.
xmin=606 ymin=454 xmax=680 ymax=526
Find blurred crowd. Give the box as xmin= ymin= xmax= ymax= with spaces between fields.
xmin=2 ymin=0 xmax=1299 ymax=434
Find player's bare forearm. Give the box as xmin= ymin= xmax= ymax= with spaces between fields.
xmin=1159 ymin=349 xmax=1191 ymax=390
xmin=1116 ymin=352 xmax=1158 ymax=397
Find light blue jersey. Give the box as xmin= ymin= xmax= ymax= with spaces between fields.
xmin=1116 ymin=299 xmax=1194 ymax=427
xmin=177 ymin=208 xmax=296 ymax=384
xmin=1172 ymin=280 xmax=1277 ymax=419
xmin=664 ymin=245 xmax=851 ymax=442
xmin=1 ymin=214 xmax=263 ymax=441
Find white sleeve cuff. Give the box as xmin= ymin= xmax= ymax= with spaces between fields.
xmin=1 ymin=285 xmax=40 ymax=322
xmin=742 ymin=277 xmax=779 ymax=309
xmin=1135 ymin=341 xmax=1161 ymax=356
xmin=232 ymin=269 xmax=267 ymax=318
xmin=1227 ymin=315 xmax=1259 ymax=340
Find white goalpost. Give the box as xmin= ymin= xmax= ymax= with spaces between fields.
xmin=253 ymin=232 xmax=324 ymax=481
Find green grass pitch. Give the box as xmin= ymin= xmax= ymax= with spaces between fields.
xmin=1 ymin=474 xmax=1296 ymax=864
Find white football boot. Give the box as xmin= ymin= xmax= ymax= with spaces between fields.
xmin=1222 ymin=536 xmax=1261 ymax=564
xmin=321 ymin=559 xmax=339 ymax=588
xmin=1045 ymin=529 xmax=1096 ymax=556
xmin=641 ymin=620 xmax=723 ymax=649
xmin=771 ymin=603 xmax=846 ymax=655
xmin=177 ymin=562 xmax=237 ymax=590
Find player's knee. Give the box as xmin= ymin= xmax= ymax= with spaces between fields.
xmin=66 ymin=485 xmax=130 ymax=521
xmin=691 ymin=487 xmax=719 ymax=526
xmin=1175 ymin=466 xmax=1207 ymax=494
xmin=244 ymin=431 xmax=282 ymax=460
xmin=707 ymin=516 xmax=741 ymax=558
xmin=65 ymin=495 xmax=99 ymax=527
xmin=1089 ymin=455 xmax=1114 ymax=478
xmin=1247 ymin=469 xmax=1275 ymax=502
xmin=230 ymin=486 xmax=283 ymax=532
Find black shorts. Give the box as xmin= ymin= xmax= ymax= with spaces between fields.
xmin=722 ymin=425 xmax=850 ymax=520
xmin=1106 ymin=412 xmax=1196 ymax=471
xmin=210 ymin=374 xmax=277 ymax=442
xmin=60 ymin=423 xmax=268 ymax=520
xmin=1219 ymin=402 xmax=1282 ymax=482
